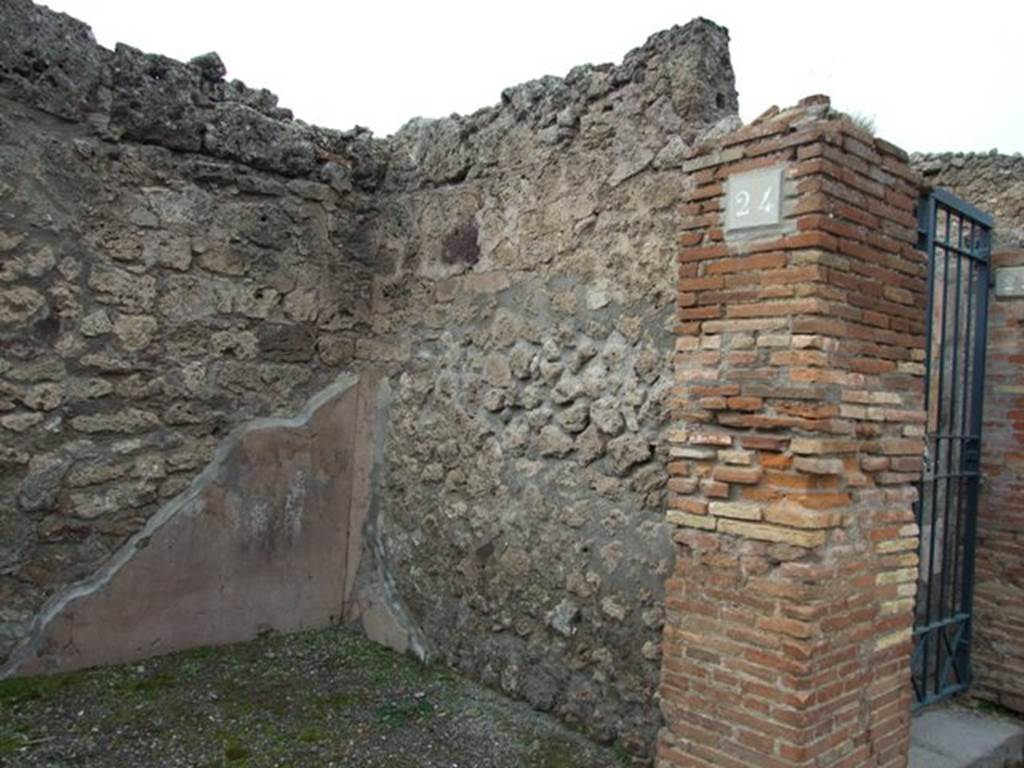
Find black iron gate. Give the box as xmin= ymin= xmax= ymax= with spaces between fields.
xmin=911 ymin=189 xmax=992 ymax=707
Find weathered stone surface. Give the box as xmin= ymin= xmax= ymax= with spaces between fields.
xmin=80 ymin=309 xmax=113 ymax=337
xmin=258 ymin=325 xmax=316 ymax=363
xmin=141 ymin=234 xmax=192 ymax=271
xmin=591 ymin=398 xmax=625 ymax=436
xmin=19 ymin=452 xmax=74 ymax=512
xmin=606 ymin=433 xmax=652 ymax=475
xmin=601 ymin=595 xmax=628 ymax=621
xmin=70 ymin=482 xmax=155 ymax=519
xmin=575 ymin=424 xmax=607 ymax=465
xmin=112 ymin=314 xmax=159 ymax=351
xmin=482 ymin=353 xmax=513 ymax=388
xmin=0 ymin=246 xmax=55 ymax=281
xmin=20 ymin=383 xmax=62 ymax=411
xmin=4 ymin=358 xmax=65 ymax=382
xmin=0 ymin=412 xmax=44 ymax=432
xmin=88 ymin=264 xmax=157 ymax=311
xmin=197 ymin=246 xmax=248 ymax=276
xmin=537 ymin=425 xmax=574 ymax=457
xmin=0 ymin=287 xmax=45 ymax=324
xmin=556 ymin=402 xmax=590 ymax=434
xmin=70 ymin=409 xmax=160 ymax=434
xmin=913 ymin=152 xmax=1024 ymax=250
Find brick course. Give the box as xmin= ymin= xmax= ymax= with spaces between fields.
xmin=657 ymin=97 xmax=925 ymax=767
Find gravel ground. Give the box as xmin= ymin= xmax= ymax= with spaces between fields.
xmin=0 ymin=627 xmax=628 ymax=768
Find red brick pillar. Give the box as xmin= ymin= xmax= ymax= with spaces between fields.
xmin=657 ymin=96 xmax=926 ymax=768
xmin=974 ymin=248 xmax=1024 ymax=711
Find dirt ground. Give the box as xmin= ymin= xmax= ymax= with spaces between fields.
xmin=0 ymin=626 xmax=629 ymax=768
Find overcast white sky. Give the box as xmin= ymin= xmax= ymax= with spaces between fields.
xmin=40 ymin=0 xmax=1024 ymax=154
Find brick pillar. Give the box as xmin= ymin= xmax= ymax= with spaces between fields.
xmin=657 ymin=96 xmax=926 ymax=768
xmin=974 ymin=248 xmax=1024 ymax=711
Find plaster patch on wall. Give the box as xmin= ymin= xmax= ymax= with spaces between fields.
xmin=0 ymin=374 xmax=380 ymax=677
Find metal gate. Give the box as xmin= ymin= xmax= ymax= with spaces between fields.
xmin=911 ymin=189 xmax=992 ymax=707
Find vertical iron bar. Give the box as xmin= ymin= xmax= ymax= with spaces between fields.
xmin=959 ymin=224 xmax=991 ymax=690
xmin=951 ymin=241 xmax=975 ymax=623
xmin=926 ymin=207 xmax=952 ymax=699
xmin=916 ymin=195 xmax=938 ymax=702
xmin=919 ymin=195 xmax=938 ymax=433
xmin=937 ymin=212 xmax=965 ymax=694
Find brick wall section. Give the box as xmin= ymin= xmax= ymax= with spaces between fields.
xmin=974 ymin=248 xmax=1024 ymax=711
xmin=656 ymin=97 xmax=926 ymax=768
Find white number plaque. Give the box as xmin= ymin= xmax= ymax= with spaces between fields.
xmin=725 ymin=167 xmax=784 ymax=232
xmin=995 ymin=266 xmax=1024 ymax=298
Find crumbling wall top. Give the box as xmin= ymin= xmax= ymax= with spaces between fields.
xmin=386 ymin=19 xmax=738 ymax=189
xmin=0 ymin=0 xmax=385 ymax=184
xmin=1 ymin=1 xmax=739 ymax=193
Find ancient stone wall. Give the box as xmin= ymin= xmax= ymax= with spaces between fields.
xmin=912 ymin=152 xmax=1024 ymax=714
xmin=913 ymin=151 xmax=1024 ymax=250
xmin=0 ymin=0 xmax=398 ymax=677
xmin=0 ymin=0 xmax=740 ymax=754
xmin=363 ymin=24 xmax=738 ymax=751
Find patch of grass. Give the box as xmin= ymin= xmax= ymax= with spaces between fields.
xmin=0 ymin=670 xmax=87 ymax=705
xmin=973 ymin=697 xmax=1020 ymax=719
xmin=297 ymin=725 xmax=329 ymax=744
xmin=181 ymin=644 xmax=230 ymax=663
xmin=0 ymin=627 xmax=626 ymax=766
xmin=311 ymin=691 xmax=362 ymax=713
xmin=100 ymin=703 xmax=151 ymax=730
xmin=214 ymin=678 xmax=245 ymax=704
xmin=529 ymin=738 xmax=582 ymax=768
xmin=247 ymin=682 xmax=295 ymax=717
xmin=346 ymin=641 xmax=403 ymax=675
xmin=0 ymin=729 xmax=31 ymax=756
xmin=223 ymin=735 xmax=252 ymax=762
xmin=612 ymin=743 xmax=634 ymax=765
xmin=373 ymin=698 xmax=434 ymax=728
xmin=119 ymin=670 xmax=177 ymax=695
xmin=834 ymin=110 xmax=876 ymax=136
xmin=179 ymin=659 xmax=205 ymax=677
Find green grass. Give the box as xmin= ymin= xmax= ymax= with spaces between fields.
xmin=974 ymin=697 xmax=1020 ymax=719
xmin=613 ymin=743 xmax=637 ymax=766
xmin=223 ymin=735 xmax=252 ymax=762
xmin=118 ymin=670 xmax=177 ymax=694
xmin=0 ymin=729 xmax=31 ymax=756
xmin=345 ymin=639 xmax=420 ymax=683
xmin=529 ymin=738 xmax=582 ymax=768
xmin=0 ymin=627 xmax=627 ymax=766
xmin=0 ymin=669 xmax=88 ymax=705
xmin=373 ymin=698 xmax=435 ymax=728
xmin=837 ymin=110 xmax=876 ymax=136
xmin=296 ymin=725 xmax=329 ymax=744
xmin=311 ymin=691 xmax=362 ymax=713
